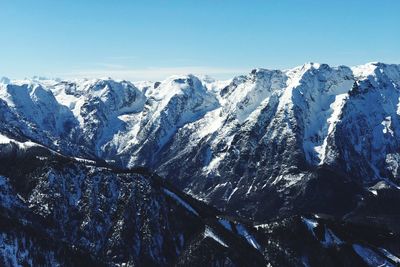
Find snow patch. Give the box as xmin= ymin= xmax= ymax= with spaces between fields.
xmin=73 ymin=157 xmax=97 ymax=165
xmin=353 ymin=244 xmax=395 ymax=267
xmin=317 ymin=93 xmax=348 ymax=164
xmin=381 ymin=116 xmax=393 ymax=135
xmin=301 ymin=217 xmax=318 ymax=237
xmin=196 ymin=108 xmax=224 ymax=139
xmin=378 ymin=248 xmax=400 ymax=264
xmin=0 ymin=134 xmax=37 ymax=150
xmin=236 ymin=223 xmax=261 ymax=250
xmin=0 ymin=134 xmax=12 ymax=144
xmin=203 ymin=152 xmax=225 ymax=174
xmin=163 ymin=189 xmax=199 ymax=216
xmin=227 ymin=187 xmax=238 ymax=201
xmin=397 ymin=97 xmax=400 ymax=116
xmin=204 ymin=227 xmax=228 ymax=247
xmin=351 ymin=62 xmax=380 ymax=79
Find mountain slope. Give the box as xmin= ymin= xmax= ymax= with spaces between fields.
xmin=0 ymin=133 xmax=271 ymax=266
xmin=1 ymin=133 xmax=399 ymax=266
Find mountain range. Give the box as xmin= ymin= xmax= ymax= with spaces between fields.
xmin=1 ymin=62 xmax=400 ymax=266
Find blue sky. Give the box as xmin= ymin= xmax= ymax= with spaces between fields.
xmin=1 ymin=0 xmax=399 ymax=81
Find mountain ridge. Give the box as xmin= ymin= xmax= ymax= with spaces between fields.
xmin=1 ymin=62 xmax=400 ymax=222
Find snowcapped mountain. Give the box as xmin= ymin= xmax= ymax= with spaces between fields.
xmin=2 ymin=63 xmax=400 ymax=218
xmin=1 ymin=62 xmax=400 ymax=266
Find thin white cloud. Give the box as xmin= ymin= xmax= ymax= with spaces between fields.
xmin=55 ymin=66 xmax=250 ymax=81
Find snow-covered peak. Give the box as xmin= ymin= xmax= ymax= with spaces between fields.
xmin=283 ymin=62 xmax=322 ymax=75
xmin=0 ymin=76 xmax=10 ymax=85
xmin=222 ymin=68 xmax=286 ymax=123
xmin=351 ymin=62 xmax=380 ymax=78
xmin=352 ymin=62 xmax=400 ymax=90
xmin=143 ymin=74 xmax=219 ymax=120
xmin=49 ymin=78 xmax=146 ymax=120
xmin=81 ymin=78 xmax=145 ymax=114
xmin=147 ymin=74 xmax=205 ymax=98
xmin=0 ymin=82 xmax=55 ymax=108
xmin=0 ymin=82 xmax=77 ymax=137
